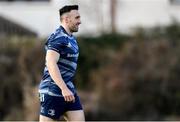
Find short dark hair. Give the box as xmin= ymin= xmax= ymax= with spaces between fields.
xmin=59 ymin=5 xmax=79 ymax=17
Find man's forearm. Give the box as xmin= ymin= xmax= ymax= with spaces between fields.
xmin=47 ymin=61 xmax=75 ymax=102
xmin=46 ymin=61 xmax=67 ymax=90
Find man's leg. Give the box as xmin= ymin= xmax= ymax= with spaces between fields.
xmin=65 ymin=110 xmax=85 ymax=121
xmin=40 ymin=115 xmax=56 ymax=122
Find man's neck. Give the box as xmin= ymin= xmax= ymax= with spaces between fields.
xmin=61 ymin=24 xmax=72 ymax=36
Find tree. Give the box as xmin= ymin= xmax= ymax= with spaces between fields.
xmin=110 ymin=0 xmax=117 ymax=33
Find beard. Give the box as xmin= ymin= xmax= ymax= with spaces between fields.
xmin=69 ymin=25 xmax=79 ymax=33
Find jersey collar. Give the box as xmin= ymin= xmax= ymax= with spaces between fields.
xmin=60 ymin=26 xmax=73 ymax=37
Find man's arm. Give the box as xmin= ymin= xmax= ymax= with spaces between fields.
xmin=46 ymin=50 xmax=75 ymax=102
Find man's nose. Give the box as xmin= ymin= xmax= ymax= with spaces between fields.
xmin=78 ymin=20 xmax=82 ymax=25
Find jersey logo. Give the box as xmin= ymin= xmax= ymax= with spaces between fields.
xmin=48 ymin=109 xmax=55 ymax=116
xmin=67 ymin=42 xmax=72 ymax=48
xmin=67 ymin=53 xmax=79 ymax=58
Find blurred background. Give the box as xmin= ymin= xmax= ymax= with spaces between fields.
xmin=1 ymin=0 xmax=180 ymax=120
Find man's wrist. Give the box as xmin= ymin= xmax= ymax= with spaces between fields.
xmin=58 ymin=82 xmax=68 ymax=90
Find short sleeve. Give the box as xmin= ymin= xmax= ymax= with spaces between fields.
xmin=45 ymin=36 xmax=68 ymax=54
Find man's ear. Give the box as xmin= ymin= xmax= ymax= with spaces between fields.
xmin=64 ymin=14 xmax=70 ymax=23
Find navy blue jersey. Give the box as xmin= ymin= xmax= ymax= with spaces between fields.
xmin=39 ymin=26 xmax=79 ymax=97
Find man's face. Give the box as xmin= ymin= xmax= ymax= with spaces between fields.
xmin=67 ymin=10 xmax=81 ymax=33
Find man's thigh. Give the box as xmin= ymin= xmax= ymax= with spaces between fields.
xmin=39 ymin=93 xmax=66 ymax=120
xmin=40 ymin=115 xmax=56 ymax=122
xmin=64 ymin=94 xmax=85 ymax=121
xmin=65 ymin=110 xmax=85 ymax=121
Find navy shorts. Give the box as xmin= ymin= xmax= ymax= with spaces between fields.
xmin=39 ymin=93 xmax=83 ymax=120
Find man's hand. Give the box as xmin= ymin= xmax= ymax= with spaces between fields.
xmin=61 ymin=86 xmax=75 ymax=102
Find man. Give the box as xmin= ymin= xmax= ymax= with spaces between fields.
xmin=38 ymin=5 xmax=85 ymax=121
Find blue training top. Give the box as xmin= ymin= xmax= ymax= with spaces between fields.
xmin=39 ymin=26 xmax=79 ymax=97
